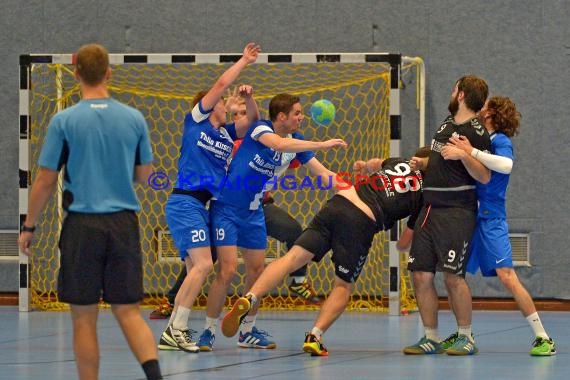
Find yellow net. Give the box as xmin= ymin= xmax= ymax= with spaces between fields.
xmin=27 ymin=59 xmax=416 ymax=312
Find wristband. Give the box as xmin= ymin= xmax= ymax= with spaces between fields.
xmin=20 ymin=224 xmax=36 ymax=233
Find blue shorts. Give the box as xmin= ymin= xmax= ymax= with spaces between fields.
xmin=165 ymin=194 xmax=211 ymax=260
xmin=210 ymin=201 xmax=267 ymax=249
xmin=467 ymin=217 xmax=513 ymax=277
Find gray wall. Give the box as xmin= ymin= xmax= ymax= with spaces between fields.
xmin=1 ymin=0 xmax=568 ymax=298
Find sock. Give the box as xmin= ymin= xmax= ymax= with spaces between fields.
xmin=168 ymin=308 xmax=177 ymax=326
xmin=424 ymin=327 xmax=439 ymax=342
xmin=526 ymin=312 xmax=548 ymax=339
xmin=245 ymin=292 xmax=258 ymax=308
xmin=458 ymin=326 xmax=473 ymax=342
xmin=141 ymin=359 xmax=162 ymax=380
xmin=241 ymin=315 xmax=257 ymax=334
xmin=291 ymin=276 xmax=306 ymax=284
xmin=172 ymin=306 xmax=190 ymax=330
xmin=311 ymin=327 xmax=324 ymax=340
xmin=205 ymin=316 xmax=218 ymax=334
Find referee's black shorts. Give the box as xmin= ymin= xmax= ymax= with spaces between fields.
xmin=57 ymin=210 xmax=144 ymax=305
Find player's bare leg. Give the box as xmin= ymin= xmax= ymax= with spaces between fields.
xmin=206 ymin=246 xmax=239 ymax=320
xmin=302 ymin=276 xmax=353 ymax=356
xmin=70 ymin=304 xmax=100 ymax=380
xmin=444 ymin=273 xmax=478 ymax=355
xmin=412 ymin=271 xmax=439 ymax=330
xmin=496 ymin=267 xmax=555 ymax=355
xmin=221 ymin=245 xmax=313 ymax=337
xmin=312 ymin=276 xmax=353 ymax=333
xmin=249 ymin=246 xmax=314 ymax=300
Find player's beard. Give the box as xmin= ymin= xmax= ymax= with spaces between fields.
xmin=448 ymin=94 xmax=459 ymax=116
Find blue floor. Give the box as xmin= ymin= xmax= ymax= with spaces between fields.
xmin=0 ymin=306 xmax=567 ymax=379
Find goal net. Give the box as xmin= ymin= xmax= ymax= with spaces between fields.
xmin=19 ymin=52 xmax=417 ymax=313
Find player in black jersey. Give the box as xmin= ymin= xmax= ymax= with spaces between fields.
xmin=403 ymin=75 xmax=491 ymax=356
xmin=220 ymin=148 xmax=430 ymax=356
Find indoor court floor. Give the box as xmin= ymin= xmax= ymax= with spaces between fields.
xmin=0 ymin=306 xmax=567 ymax=379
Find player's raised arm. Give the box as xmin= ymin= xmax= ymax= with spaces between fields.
xmin=234 ymin=84 xmax=260 ymax=137
xmin=200 ymin=43 xmax=260 ymax=112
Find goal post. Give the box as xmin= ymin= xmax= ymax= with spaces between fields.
xmin=18 ymin=51 xmax=423 ymax=314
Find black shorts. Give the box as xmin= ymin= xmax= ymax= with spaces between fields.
xmin=408 ymin=205 xmax=476 ymax=276
xmin=57 ymin=210 xmax=143 ymax=305
xmin=294 ymin=195 xmax=377 ymax=283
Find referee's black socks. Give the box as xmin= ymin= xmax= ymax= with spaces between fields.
xmin=142 ymin=359 xmax=162 ymax=380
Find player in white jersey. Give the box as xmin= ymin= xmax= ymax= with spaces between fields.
xmin=158 ymin=43 xmax=261 ymax=353
xmin=199 ymin=93 xmax=347 ymax=350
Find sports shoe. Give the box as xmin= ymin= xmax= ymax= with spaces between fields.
xmin=221 ymin=296 xmax=252 ymax=337
xmin=530 ymin=336 xmax=556 ymax=356
xmin=440 ymin=331 xmax=459 ymax=350
xmin=446 ymin=334 xmax=478 ymax=355
xmin=158 ymin=325 xmax=200 ymax=353
xmin=289 ymin=279 xmax=321 ymax=303
xmin=403 ymin=336 xmax=444 ymax=355
xmin=302 ymin=333 xmax=329 ymax=356
xmin=237 ymin=326 xmax=277 ymax=349
xmin=197 ymin=329 xmax=215 ymax=352
xmin=440 ymin=331 xmax=476 ymax=351
xmin=150 ymin=302 xmax=173 ymax=319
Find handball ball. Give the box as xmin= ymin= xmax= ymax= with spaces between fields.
xmin=310 ymin=99 xmax=336 ymax=126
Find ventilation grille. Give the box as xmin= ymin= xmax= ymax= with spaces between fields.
xmin=0 ymin=230 xmax=19 ymax=257
xmin=510 ymin=233 xmax=530 ymax=266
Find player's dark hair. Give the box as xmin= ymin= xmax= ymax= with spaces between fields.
xmin=269 ymin=93 xmax=300 ymax=121
xmin=75 ymin=44 xmax=109 ymax=86
xmin=486 ymin=96 xmax=521 ymax=137
xmin=414 ymin=146 xmax=431 ymax=158
xmin=457 ymin=75 xmax=488 ymax=113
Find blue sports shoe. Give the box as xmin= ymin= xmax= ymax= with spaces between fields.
xmin=403 ymin=336 xmax=445 ymax=355
xmin=446 ymin=334 xmax=478 ymax=355
xmin=197 ymin=329 xmax=215 ymax=352
xmin=238 ymin=327 xmax=277 ymax=349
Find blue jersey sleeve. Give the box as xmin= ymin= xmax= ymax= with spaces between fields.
xmin=492 ymin=134 xmax=514 ymax=160
xmin=38 ymin=116 xmax=66 ymax=171
xmin=190 ymin=100 xmax=213 ymax=123
xmin=250 ymin=122 xmax=274 ymax=140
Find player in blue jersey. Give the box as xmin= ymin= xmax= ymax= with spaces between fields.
xmin=403 ymin=75 xmax=491 ymax=356
xmin=220 ymin=148 xmax=430 ymax=356
xmin=150 ymin=95 xmax=319 ymax=321
xmin=157 ymin=43 xmax=262 ymax=353
xmin=18 ymin=44 xmax=162 ymax=380
xmin=448 ymin=96 xmax=556 ymax=356
xmin=197 ymin=93 xmax=347 ymax=350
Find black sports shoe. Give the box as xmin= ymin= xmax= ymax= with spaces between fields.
xmin=289 ymin=280 xmax=321 ymax=303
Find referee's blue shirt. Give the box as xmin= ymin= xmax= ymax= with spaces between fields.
xmin=38 ymin=98 xmax=153 ymax=213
